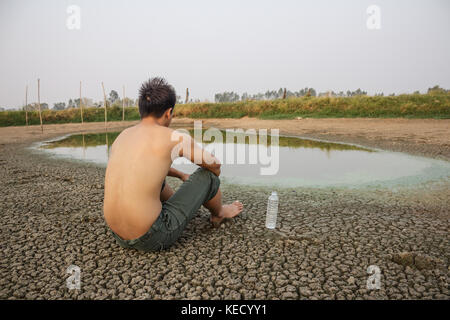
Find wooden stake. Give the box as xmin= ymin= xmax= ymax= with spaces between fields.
xmin=185 ymin=88 xmax=189 ymax=104
xmin=80 ymin=81 xmax=84 ymax=124
xmin=25 ymin=85 xmax=28 ymax=126
xmin=283 ymin=88 xmax=287 ymax=99
xmin=101 ymin=82 xmax=107 ymax=128
xmin=37 ymin=79 xmax=43 ymax=133
xmin=106 ymin=131 xmax=110 ymax=157
xmin=122 ymin=85 xmax=125 ymax=121
xmin=82 ymin=133 xmax=86 ymax=158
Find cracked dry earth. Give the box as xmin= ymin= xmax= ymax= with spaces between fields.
xmin=0 ymin=137 xmax=449 ymax=300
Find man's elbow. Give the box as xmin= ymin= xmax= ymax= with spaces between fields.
xmin=205 ymin=161 xmax=221 ymax=174
xmin=208 ymin=154 xmax=221 ymax=168
xmin=212 ymin=157 xmax=221 ymax=168
xmin=206 ymin=161 xmax=220 ymax=170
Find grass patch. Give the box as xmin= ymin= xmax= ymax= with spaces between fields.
xmin=175 ymin=94 xmax=450 ymax=120
xmin=1 ymin=93 xmax=449 ymax=127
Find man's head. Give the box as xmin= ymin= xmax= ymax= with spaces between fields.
xmin=138 ymin=77 xmax=176 ymax=126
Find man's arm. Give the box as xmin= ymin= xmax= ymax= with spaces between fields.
xmin=167 ymin=167 xmax=189 ymax=181
xmin=175 ymin=132 xmax=221 ymax=176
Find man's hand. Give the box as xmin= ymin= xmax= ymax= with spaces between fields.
xmin=168 ymin=167 xmax=190 ymax=181
xmin=181 ymin=173 xmax=190 ymax=182
xmin=176 ymin=133 xmax=222 ymax=177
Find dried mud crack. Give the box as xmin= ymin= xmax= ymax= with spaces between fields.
xmin=0 ymin=123 xmax=448 ymax=300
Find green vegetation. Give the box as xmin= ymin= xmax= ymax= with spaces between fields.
xmin=176 ymin=93 xmax=450 ymax=120
xmin=0 ymin=106 xmax=141 ymax=127
xmin=41 ymin=132 xmax=120 ymax=148
xmin=0 ymin=93 xmax=449 ymax=127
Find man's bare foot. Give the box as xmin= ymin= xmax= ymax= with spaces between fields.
xmin=210 ymin=201 xmax=244 ymax=228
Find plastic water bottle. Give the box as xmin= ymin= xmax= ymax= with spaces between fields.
xmin=265 ymin=191 xmax=278 ymax=229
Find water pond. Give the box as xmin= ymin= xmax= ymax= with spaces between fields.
xmin=36 ymin=129 xmax=450 ymax=188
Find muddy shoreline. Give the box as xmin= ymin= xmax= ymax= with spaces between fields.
xmin=1 ymin=118 xmax=449 ymax=161
xmin=0 ymin=119 xmax=448 ymax=299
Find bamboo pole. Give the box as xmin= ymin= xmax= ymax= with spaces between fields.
xmin=122 ymin=85 xmax=125 ymax=121
xmin=37 ymin=79 xmax=43 ymax=133
xmin=82 ymin=133 xmax=86 ymax=158
xmin=101 ymin=82 xmax=107 ymax=129
xmin=80 ymin=81 xmax=84 ymax=124
xmin=106 ymin=131 xmax=110 ymax=157
xmin=25 ymin=85 xmax=28 ymax=126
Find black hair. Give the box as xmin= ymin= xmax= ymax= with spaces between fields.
xmin=138 ymin=77 xmax=176 ymax=118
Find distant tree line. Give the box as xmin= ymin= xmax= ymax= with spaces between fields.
xmin=214 ymin=87 xmax=377 ymax=102
xmin=427 ymin=85 xmax=449 ymax=95
xmin=0 ymin=85 xmax=449 ymax=111
xmin=20 ymin=89 xmax=138 ymax=111
xmin=213 ymin=85 xmax=449 ymax=103
xmin=215 ymin=88 xmax=318 ymax=103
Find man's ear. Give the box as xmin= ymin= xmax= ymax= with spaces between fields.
xmin=166 ymin=108 xmax=173 ymax=118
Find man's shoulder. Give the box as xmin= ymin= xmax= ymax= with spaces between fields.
xmin=157 ymin=125 xmax=178 ymax=140
xmin=161 ymin=126 xmax=191 ymax=141
xmin=152 ymin=126 xmax=188 ymax=148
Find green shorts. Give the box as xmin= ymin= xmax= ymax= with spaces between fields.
xmin=109 ymin=167 xmax=220 ymax=252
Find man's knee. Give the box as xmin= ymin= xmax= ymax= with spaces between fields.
xmin=193 ymin=167 xmax=219 ymax=182
xmin=192 ymin=168 xmax=220 ymax=200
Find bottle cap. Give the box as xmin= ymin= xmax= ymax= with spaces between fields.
xmin=271 ymin=191 xmax=277 ymax=196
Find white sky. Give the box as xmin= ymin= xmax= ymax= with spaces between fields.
xmin=0 ymin=0 xmax=449 ymax=108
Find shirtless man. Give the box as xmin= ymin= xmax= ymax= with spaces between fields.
xmin=103 ymin=77 xmax=243 ymax=252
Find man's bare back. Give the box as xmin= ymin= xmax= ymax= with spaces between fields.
xmin=103 ymin=77 xmax=243 ymax=251
xmin=103 ymin=122 xmax=178 ymax=240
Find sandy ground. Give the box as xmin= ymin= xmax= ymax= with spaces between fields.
xmin=0 ymin=118 xmax=449 ymax=300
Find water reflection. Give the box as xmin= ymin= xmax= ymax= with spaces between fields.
xmin=39 ymin=129 xmax=450 ymax=188
xmin=42 ymin=129 xmax=372 ymax=152
xmin=106 ymin=130 xmax=110 ymax=159
xmin=82 ymin=133 xmax=85 ymax=158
